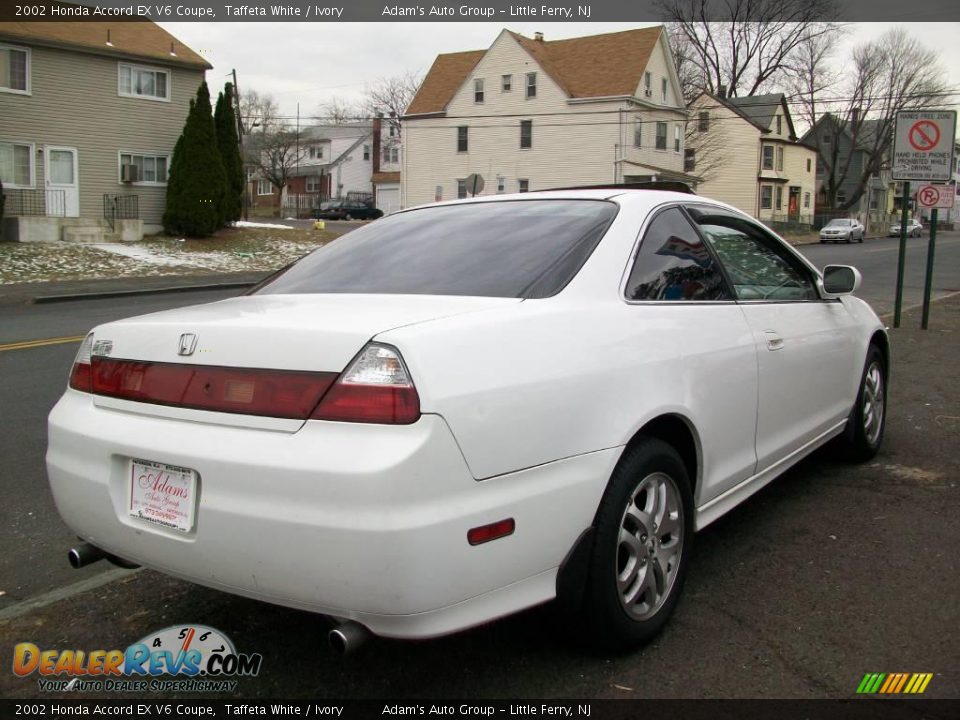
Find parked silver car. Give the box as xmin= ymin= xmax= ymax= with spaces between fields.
xmin=820 ymin=218 xmax=865 ymax=243
xmin=889 ymin=219 xmax=923 ymax=237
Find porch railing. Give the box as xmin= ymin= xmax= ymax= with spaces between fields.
xmin=103 ymin=194 xmax=139 ymax=231
xmin=2 ymin=188 xmax=65 ymax=217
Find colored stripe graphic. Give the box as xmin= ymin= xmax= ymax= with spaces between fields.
xmin=857 ymin=672 xmax=932 ymax=694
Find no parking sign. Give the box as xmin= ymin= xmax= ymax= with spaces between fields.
xmin=916 ymin=183 xmax=955 ymax=209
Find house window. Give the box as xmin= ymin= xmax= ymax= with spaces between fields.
xmin=684 ymin=148 xmax=696 ymax=172
xmin=382 ymin=146 xmax=399 ymax=164
xmin=806 ymin=158 xmax=811 ymax=172
xmin=457 ymin=179 xmax=467 ymax=199
xmin=823 ymin=133 xmax=832 ymax=145
xmin=698 ymin=111 xmax=709 ymax=132
xmin=760 ymin=185 xmax=773 ymax=210
xmin=119 ymin=152 xmax=169 ymax=184
xmin=257 ymin=179 xmax=273 ymax=195
xmin=306 ymin=175 xmax=322 ymax=193
xmin=520 ymin=120 xmax=532 ymax=149
xmin=836 ymin=189 xmax=847 ymax=205
xmin=457 ymin=126 xmax=468 ymax=153
xmin=502 ymin=74 xmax=512 ymax=92
xmin=762 ymin=145 xmax=774 ymax=170
xmin=776 ymin=115 xmax=782 ymax=135
xmin=0 ymin=141 xmax=33 ymax=187
xmin=308 ymin=146 xmax=324 ymax=160
xmin=804 ymin=192 xmax=811 ymax=209
xmin=661 ymin=77 xmax=668 ymax=103
xmin=497 ymin=177 xmax=505 ymax=193
xmin=389 ymin=125 xmax=396 ymax=138
xmin=644 ymin=72 xmax=651 ymax=95
xmin=526 ymin=72 xmax=537 ymax=99
xmin=363 ymin=145 xmax=370 ymax=161
xmin=0 ymin=44 xmax=29 ymax=94
xmin=518 ymin=179 xmax=529 ymax=193
xmin=474 ymin=78 xmax=484 ymax=103
xmin=655 ymin=122 xmax=667 ymax=150
xmin=775 ymin=185 xmax=783 ymax=210
xmin=118 ymin=63 xmax=170 ymax=101
xmin=633 ymin=119 xmax=642 ymax=148
xmin=776 ymin=147 xmax=784 ymax=171
xmin=674 ymin=125 xmax=681 ymax=152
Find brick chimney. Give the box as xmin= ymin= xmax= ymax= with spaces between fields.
xmin=717 ymin=85 xmax=727 ymax=99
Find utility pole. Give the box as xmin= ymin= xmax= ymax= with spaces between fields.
xmin=231 ymin=69 xmax=249 ymax=221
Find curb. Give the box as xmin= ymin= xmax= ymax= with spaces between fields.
xmin=31 ymin=280 xmax=258 ymax=304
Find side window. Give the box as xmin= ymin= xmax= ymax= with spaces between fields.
xmin=688 ymin=207 xmax=817 ymax=301
xmin=625 ymin=207 xmax=731 ymax=302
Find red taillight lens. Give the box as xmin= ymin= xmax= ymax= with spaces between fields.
xmin=90 ymin=357 xmax=337 ymax=419
xmin=468 ymin=519 xmax=516 ymax=546
xmin=311 ymin=343 xmax=421 ymax=424
xmin=68 ymin=333 xmax=95 ymax=392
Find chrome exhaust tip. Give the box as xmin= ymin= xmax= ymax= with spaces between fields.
xmin=68 ymin=543 xmax=106 ymax=569
xmin=328 ymin=621 xmax=370 ymax=655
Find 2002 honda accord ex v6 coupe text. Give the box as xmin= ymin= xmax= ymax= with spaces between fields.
xmin=47 ymin=187 xmax=888 ymax=652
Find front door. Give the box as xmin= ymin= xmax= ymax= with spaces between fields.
xmin=788 ymin=187 xmax=800 ymax=221
xmin=44 ymin=146 xmax=79 ymax=217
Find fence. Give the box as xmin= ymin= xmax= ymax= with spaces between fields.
xmin=103 ymin=194 xmax=139 ymax=230
xmin=2 ymin=188 xmax=65 ymax=217
xmin=282 ymin=193 xmax=330 ymax=217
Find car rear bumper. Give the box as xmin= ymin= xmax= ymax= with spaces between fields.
xmin=47 ymin=390 xmax=616 ymax=638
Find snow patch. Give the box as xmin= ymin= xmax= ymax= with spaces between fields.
xmin=232 ymin=220 xmax=293 ymax=230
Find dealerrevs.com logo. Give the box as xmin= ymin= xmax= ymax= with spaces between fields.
xmin=13 ymin=625 xmax=263 ymax=693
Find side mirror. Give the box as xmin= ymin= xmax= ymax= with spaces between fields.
xmin=821 ymin=265 xmax=862 ymax=297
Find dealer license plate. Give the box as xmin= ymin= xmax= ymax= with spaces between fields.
xmin=129 ymin=459 xmax=198 ymax=533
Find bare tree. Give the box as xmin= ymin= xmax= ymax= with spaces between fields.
xmin=360 ymin=71 xmax=423 ymax=137
xmin=248 ymin=129 xmax=307 ymax=198
xmin=795 ymin=27 xmax=950 ymax=211
xmin=316 ymin=95 xmax=361 ymax=125
xmin=238 ymin=88 xmax=279 ymax=133
xmin=659 ymin=0 xmax=841 ymax=97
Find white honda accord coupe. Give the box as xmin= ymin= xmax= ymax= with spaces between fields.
xmin=47 ymin=186 xmax=888 ymax=651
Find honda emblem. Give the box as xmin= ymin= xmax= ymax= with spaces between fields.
xmin=178 ymin=333 xmax=198 ymax=356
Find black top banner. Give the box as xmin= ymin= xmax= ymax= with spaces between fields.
xmin=1 ymin=0 xmax=958 ymax=22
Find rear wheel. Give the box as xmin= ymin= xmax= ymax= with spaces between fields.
xmin=582 ymin=438 xmax=693 ymax=650
xmin=344 ymin=213 xmax=353 ymax=221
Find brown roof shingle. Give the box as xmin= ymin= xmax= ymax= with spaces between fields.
xmin=406 ymin=26 xmax=663 ymax=115
xmin=0 ymin=20 xmax=211 ymax=70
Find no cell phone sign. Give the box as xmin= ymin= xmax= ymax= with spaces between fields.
xmin=893 ymin=111 xmax=956 ymax=181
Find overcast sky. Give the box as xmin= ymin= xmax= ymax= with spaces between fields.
xmin=158 ymin=22 xmax=960 ymax=121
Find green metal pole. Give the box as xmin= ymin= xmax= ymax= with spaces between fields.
xmin=921 ymin=207 xmax=938 ymax=329
xmin=893 ymin=181 xmax=910 ymax=328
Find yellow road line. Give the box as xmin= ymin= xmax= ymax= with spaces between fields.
xmin=0 ymin=335 xmax=85 ymax=353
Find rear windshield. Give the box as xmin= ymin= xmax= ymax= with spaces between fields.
xmin=255 ymin=200 xmax=617 ymax=299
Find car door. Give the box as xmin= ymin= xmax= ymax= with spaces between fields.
xmin=622 ymin=206 xmax=760 ymax=505
xmin=686 ymin=205 xmax=861 ymax=471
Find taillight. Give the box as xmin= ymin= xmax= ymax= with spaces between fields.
xmin=311 ymin=343 xmax=420 ymax=424
xmin=90 ymin=358 xmax=337 ymax=419
xmin=68 ymin=333 xmax=95 ymax=392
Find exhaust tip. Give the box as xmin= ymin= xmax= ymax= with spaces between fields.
xmin=67 ymin=542 xmax=106 ymax=569
xmin=328 ymin=622 xmax=369 ymax=656
xmin=67 ymin=548 xmax=83 ymax=569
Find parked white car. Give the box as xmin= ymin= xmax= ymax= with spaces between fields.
xmin=889 ymin=219 xmax=923 ymax=237
xmin=819 ymin=218 xmax=865 ymax=243
xmin=47 ymin=188 xmax=888 ymax=651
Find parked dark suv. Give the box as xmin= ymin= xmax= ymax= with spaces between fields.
xmin=312 ymin=200 xmax=383 ymax=221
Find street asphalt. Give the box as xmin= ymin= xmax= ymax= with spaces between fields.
xmin=0 ymin=236 xmax=957 ymax=700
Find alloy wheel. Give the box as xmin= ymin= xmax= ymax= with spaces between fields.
xmin=862 ymin=360 xmax=885 ymax=447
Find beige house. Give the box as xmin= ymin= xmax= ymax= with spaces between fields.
xmin=402 ymin=27 xmax=693 ymax=207
xmin=688 ymin=92 xmax=817 ymax=227
xmin=0 ymin=21 xmax=209 ymax=241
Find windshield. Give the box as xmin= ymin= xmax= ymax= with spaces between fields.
xmin=826 ymin=219 xmax=851 ymax=227
xmin=255 ymin=200 xmax=618 ymax=299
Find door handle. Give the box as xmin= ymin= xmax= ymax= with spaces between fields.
xmin=764 ymin=331 xmax=784 ymax=351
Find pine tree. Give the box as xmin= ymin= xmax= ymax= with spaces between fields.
xmin=163 ymin=82 xmax=227 ymax=237
xmin=214 ymin=83 xmax=244 ymax=224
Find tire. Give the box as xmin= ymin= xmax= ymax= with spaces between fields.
xmin=344 ymin=214 xmax=353 ymax=221
xmin=581 ymin=438 xmax=694 ymax=651
xmin=839 ymin=345 xmax=887 ymax=462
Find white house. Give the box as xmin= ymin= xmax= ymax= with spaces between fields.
xmin=402 ymin=26 xmax=692 ymax=207
xmin=372 ymin=114 xmax=402 ymax=214
xmin=284 ymin=123 xmax=373 ymax=202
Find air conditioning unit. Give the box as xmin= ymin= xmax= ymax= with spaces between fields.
xmin=644 ymin=89 xmax=652 ymax=97
xmin=121 ymin=164 xmax=140 ymax=183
